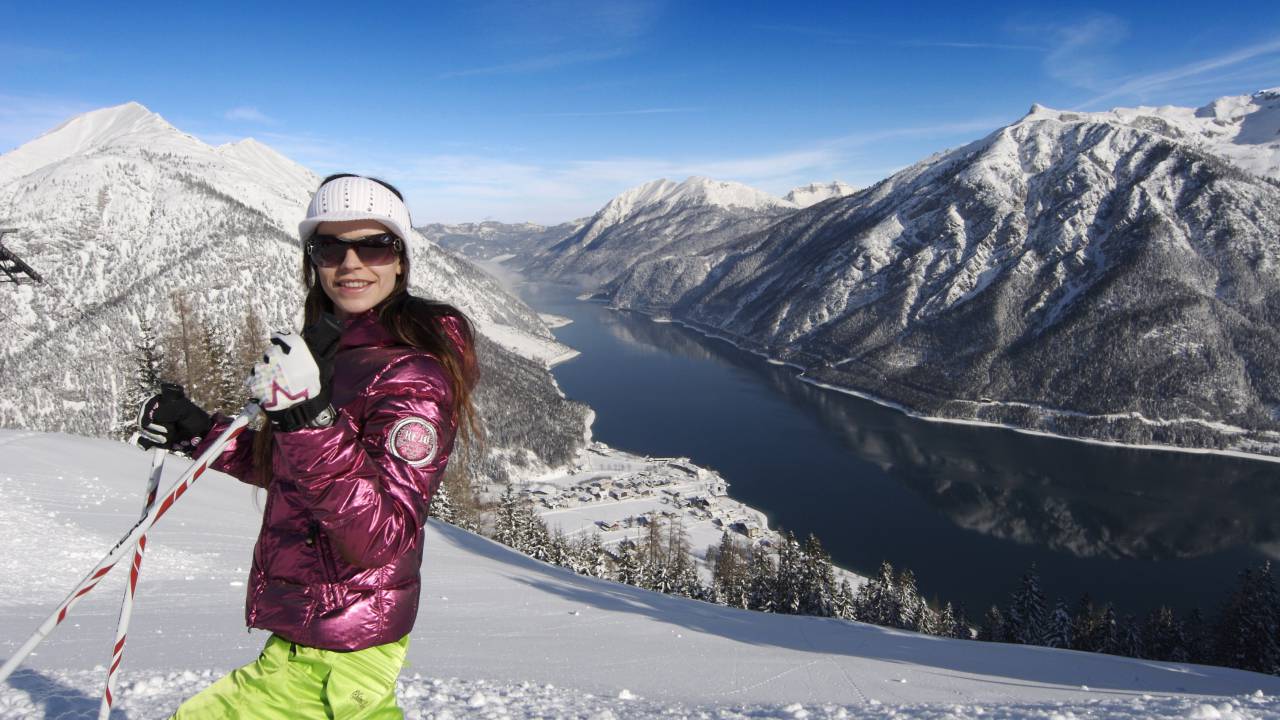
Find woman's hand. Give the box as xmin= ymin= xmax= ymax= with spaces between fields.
xmin=136 ymin=383 xmax=212 ymax=454
xmin=247 ymin=315 xmax=342 ymax=431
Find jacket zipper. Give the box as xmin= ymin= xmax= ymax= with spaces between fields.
xmin=311 ymin=522 xmax=340 ymax=585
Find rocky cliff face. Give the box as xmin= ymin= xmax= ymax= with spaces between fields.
xmin=606 ymin=91 xmax=1280 ymax=454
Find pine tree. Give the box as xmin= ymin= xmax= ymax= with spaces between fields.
xmin=1097 ymin=605 xmax=1122 ymax=656
xmin=663 ymin=519 xmax=701 ymax=599
xmin=517 ymin=503 xmax=552 ymax=562
xmin=1141 ymin=606 xmax=1188 ymax=662
xmin=1119 ymin=614 xmax=1144 ymax=658
xmin=833 ymin=579 xmax=857 ymax=621
xmin=1006 ymin=564 xmax=1047 ymax=645
xmin=746 ymin=544 xmax=776 ymax=613
xmin=855 ymin=561 xmax=896 ymax=627
xmin=893 ymin=568 xmax=926 ymax=631
xmin=116 ymin=315 xmax=166 ymax=439
xmin=978 ymin=605 xmax=1005 ymax=643
xmin=1042 ymin=600 xmax=1073 ymax=649
xmin=773 ymin=531 xmax=803 ymax=615
xmin=1214 ymin=561 xmax=1280 ymax=674
xmin=800 ymin=534 xmax=837 ymax=618
xmin=493 ymin=486 xmax=521 ymax=548
xmin=547 ymin=528 xmax=572 ymax=569
xmin=915 ymin=599 xmax=939 ymax=636
xmin=953 ymin=604 xmax=975 ymax=640
xmin=1071 ymin=594 xmax=1100 ymax=652
xmin=573 ymin=534 xmax=611 ymax=580
xmin=938 ymin=602 xmax=960 ymax=639
xmin=199 ymin=321 xmax=240 ymax=414
xmin=1184 ymin=608 xmax=1209 ymax=665
xmin=429 ymin=481 xmax=456 ymax=524
xmin=615 ymin=538 xmax=644 ymax=587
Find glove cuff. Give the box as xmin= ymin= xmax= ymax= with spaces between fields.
xmin=267 ymin=389 xmax=336 ymax=432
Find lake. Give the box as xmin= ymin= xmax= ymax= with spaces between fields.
xmin=514 ymin=279 xmax=1280 ymax=618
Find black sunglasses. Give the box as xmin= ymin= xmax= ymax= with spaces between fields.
xmin=306 ymin=233 xmax=404 ymax=268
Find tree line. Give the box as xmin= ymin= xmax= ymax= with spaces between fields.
xmin=115 ymin=296 xmax=266 ymax=437
xmin=436 ymin=484 xmax=1280 ymax=678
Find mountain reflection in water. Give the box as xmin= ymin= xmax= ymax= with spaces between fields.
xmin=525 ymin=281 xmax=1280 ymax=614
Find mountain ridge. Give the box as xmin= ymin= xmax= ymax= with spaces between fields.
xmin=602 ymin=89 xmax=1280 ymax=455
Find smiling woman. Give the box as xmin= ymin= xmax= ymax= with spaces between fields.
xmin=134 ymin=173 xmax=481 ymax=718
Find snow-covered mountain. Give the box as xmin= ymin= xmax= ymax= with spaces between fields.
xmin=0 ymin=103 xmax=582 ymax=466
xmin=417 ymin=218 xmax=585 ymax=264
xmin=525 ymin=176 xmax=796 ymax=288
xmin=1024 ymin=87 xmax=1280 ymax=181
xmin=3 ymin=431 xmax=1278 ymax=718
xmin=606 ymin=90 xmax=1280 ymax=455
xmin=785 ymin=180 xmax=858 ymax=207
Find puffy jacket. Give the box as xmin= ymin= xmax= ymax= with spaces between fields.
xmin=200 ymin=309 xmax=463 ymax=651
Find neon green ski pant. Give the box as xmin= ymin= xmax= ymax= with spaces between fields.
xmin=170 ymin=634 xmax=409 ymax=719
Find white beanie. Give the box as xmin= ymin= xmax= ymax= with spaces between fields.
xmin=298 ymin=175 xmax=413 ymax=244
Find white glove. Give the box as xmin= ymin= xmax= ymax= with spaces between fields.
xmin=247 ymin=327 xmax=339 ymax=431
xmin=247 ymin=331 xmax=322 ymax=411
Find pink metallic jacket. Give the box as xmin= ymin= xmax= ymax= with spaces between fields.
xmin=201 ymin=309 xmax=463 ymax=651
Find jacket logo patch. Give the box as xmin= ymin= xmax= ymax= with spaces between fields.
xmin=387 ymin=417 xmax=438 ymax=467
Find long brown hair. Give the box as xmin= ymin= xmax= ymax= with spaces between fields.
xmin=253 ymin=177 xmax=480 ymax=485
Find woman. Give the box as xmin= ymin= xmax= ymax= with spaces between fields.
xmin=136 ymin=174 xmax=479 ymax=718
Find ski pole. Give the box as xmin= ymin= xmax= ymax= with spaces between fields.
xmin=0 ymin=404 xmax=259 ymax=683
xmin=97 ymin=448 xmax=165 ymax=720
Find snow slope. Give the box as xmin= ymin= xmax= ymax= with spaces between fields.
xmin=0 ymin=101 xmax=573 ymax=436
xmin=2 ymin=431 xmax=1278 ymax=719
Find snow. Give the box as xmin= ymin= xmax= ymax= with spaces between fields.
xmin=785 ymin=181 xmax=858 ymax=208
xmin=1023 ymin=89 xmax=1280 ymax=181
xmin=594 ymin=176 xmax=790 ymax=228
xmin=3 ymin=431 xmax=1279 ymax=718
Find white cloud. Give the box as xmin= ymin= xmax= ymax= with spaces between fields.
xmin=1074 ymin=35 xmax=1280 ymax=109
xmin=381 ymin=118 xmax=1001 ymax=224
xmin=438 ymin=49 xmax=629 ymax=78
xmin=1036 ymin=13 xmax=1129 ymax=91
xmin=224 ymin=106 xmax=278 ymax=124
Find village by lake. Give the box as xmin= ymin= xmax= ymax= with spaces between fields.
xmin=512 ymin=279 xmax=1280 ymax=617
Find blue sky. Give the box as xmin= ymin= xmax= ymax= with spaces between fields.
xmin=2 ymin=1 xmax=1279 ymax=223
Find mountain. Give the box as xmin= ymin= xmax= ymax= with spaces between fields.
xmin=0 ymin=102 xmax=587 ymax=476
xmin=785 ymin=180 xmax=857 ymax=207
xmin=606 ymin=90 xmax=1280 ymax=455
xmin=417 ymin=218 xmax=585 ymax=264
xmin=3 ymin=430 xmax=1278 ymax=717
xmin=524 ymin=176 xmax=796 ymax=288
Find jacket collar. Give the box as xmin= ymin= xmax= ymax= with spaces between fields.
xmin=339 ymin=310 xmax=397 ymax=350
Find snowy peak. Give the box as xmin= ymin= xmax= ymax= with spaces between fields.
xmin=597 ymin=176 xmax=787 ymax=225
xmin=214 ymin=137 xmax=316 ymax=190
xmin=784 ymin=181 xmax=857 ymax=208
xmin=0 ymin=102 xmax=194 ymax=184
xmin=1015 ymin=88 xmax=1280 ymax=180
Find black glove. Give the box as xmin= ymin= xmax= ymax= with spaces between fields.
xmin=136 ymin=383 xmax=213 ymax=454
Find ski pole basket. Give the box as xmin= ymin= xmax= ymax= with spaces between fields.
xmin=0 ymin=228 xmax=43 ymax=285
